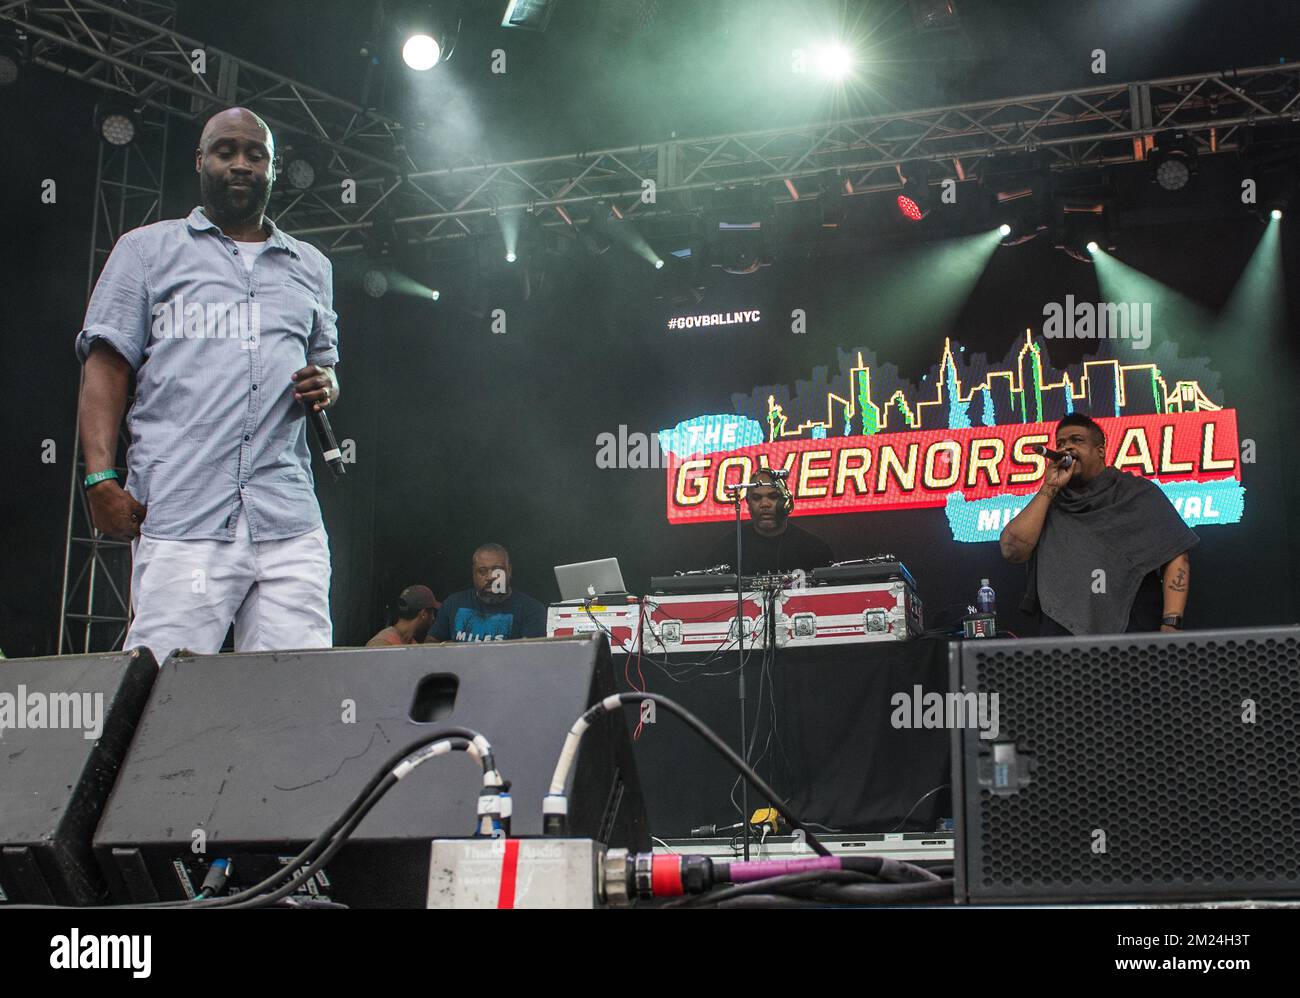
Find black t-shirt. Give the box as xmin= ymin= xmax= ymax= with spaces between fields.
xmin=429 ymin=588 xmax=547 ymax=642
xmin=705 ymin=521 xmax=834 ymax=575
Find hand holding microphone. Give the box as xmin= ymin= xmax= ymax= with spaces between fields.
xmin=1033 ymin=443 xmax=1075 ymax=491
xmin=292 ymin=365 xmax=345 ymax=479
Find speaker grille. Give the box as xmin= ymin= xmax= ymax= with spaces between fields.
xmin=957 ymin=629 xmax=1300 ymax=902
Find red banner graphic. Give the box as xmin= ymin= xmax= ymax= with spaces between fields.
xmin=664 ymin=410 xmax=1240 ymax=524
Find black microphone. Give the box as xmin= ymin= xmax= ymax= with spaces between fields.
xmin=307 ymin=404 xmax=346 ymax=479
xmin=690 ymin=821 xmax=745 ymax=837
xmin=1032 ymin=444 xmax=1074 ymax=468
xmin=765 ymin=468 xmax=790 ymax=480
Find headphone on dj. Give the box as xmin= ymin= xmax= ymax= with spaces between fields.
xmin=753 ymin=468 xmax=795 ymax=515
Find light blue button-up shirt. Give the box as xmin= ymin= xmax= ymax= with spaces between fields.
xmin=75 ymin=206 xmax=339 ymax=541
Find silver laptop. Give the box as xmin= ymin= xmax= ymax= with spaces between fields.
xmin=554 ymin=558 xmax=627 ymax=602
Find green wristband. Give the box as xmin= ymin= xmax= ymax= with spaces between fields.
xmin=83 ymin=469 xmax=120 ymax=489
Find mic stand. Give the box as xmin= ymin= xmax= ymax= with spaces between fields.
xmin=725 ymin=484 xmax=752 ymax=862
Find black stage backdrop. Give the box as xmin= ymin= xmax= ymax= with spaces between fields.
xmin=367 ymin=218 xmax=1300 ymax=641
xmin=3 ymin=78 xmax=1299 ymax=657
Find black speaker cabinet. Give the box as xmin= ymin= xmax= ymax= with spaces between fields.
xmin=951 ymin=626 xmax=1300 ymax=904
xmin=0 ymin=649 xmax=158 ymax=905
xmin=94 ymin=635 xmax=648 ymax=908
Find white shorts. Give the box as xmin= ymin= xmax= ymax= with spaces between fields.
xmin=124 ymin=513 xmax=332 ymax=665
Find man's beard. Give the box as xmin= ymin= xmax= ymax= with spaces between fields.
xmin=477 ymin=589 xmax=510 ymax=605
xmin=202 ymin=170 xmax=272 ymax=225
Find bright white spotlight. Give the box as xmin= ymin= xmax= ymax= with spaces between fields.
xmin=431 ymin=289 xmax=441 ymax=301
xmin=402 ymin=34 xmax=440 ymax=70
xmin=505 ymin=251 xmax=517 ymax=263
xmin=1271 ymin=208 xmax=1283 ymax=220
xmin=814 ymin=43 xmax=854 ymax=80
xmin=998 ymin=223 xmax=1012 ymax=237
xmin=654 ymin=258 xmax=665 ymax=269
xmin=1086 ymin=241 xmax=1099 ymax=254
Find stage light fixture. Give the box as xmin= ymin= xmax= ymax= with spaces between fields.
xmin=713 ymin=220 xmax=768 ymax=275
xmin=362 ymin=269 xmax=389 ymax=298
xmin=506 ymin=251 xmax=517 ymax=262
xmin=402 ymin=33 xmax=441 ymax=70
xmin=654 ymin=258 xmax=665 ymax=269
xmin=501 ymin=0 xmax=559 ymax=32
xmin=1148 ymin=130 xmax=1198 ymax=191
xmin=896 ymin=162 xmax=934 ymax=221
xmin=0 ymin=27 xmax=28 ymax=87
xmin=578 ymin=205 xmax=614 ymax=256
xmin=95 ymin=102 xmax=139 ymax=146
xmin=1272 ymin=208 xmax=1283 ymax=220
xmin=284 ymin=155 xmax=316 ymax=191
xmin=817 ymin=171 xmax=852 ymax=228
xmin=431 ymin=289 xmax=441 ymax=301
xmin=1057 ymin=203 xmax=1111 ymax=263
xmin=990 ymin=180 xmax=1048 ymax=246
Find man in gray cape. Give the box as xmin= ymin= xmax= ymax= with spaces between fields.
xmin=1000 ymin=413 xmax=1196 ymax=635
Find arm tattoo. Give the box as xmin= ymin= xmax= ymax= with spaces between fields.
xmin=1167 ymin=565 xmax=1188 ymax=593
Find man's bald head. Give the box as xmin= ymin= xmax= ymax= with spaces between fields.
xmin=198 ymin=107 xmax=274 ymax=157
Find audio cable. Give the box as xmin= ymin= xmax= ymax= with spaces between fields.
xmin=542 ymin=691 xmax=831 ymax=857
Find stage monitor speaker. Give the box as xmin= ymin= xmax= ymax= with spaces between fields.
xmin=0 ymin=649 xmax=158 ymax=905
xmin=94 ymin=635 xmax=648 ymax=908
xmin=951 ymin=626 xmax=1300 ymax=904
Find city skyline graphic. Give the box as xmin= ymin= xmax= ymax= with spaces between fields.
xmin=740 ymin=330 xmax=1223 ymax=443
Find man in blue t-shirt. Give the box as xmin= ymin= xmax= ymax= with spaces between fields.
xmin=429 ymin=543 xmax=547 ymax=643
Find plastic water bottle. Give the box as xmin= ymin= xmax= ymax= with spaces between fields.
xmin=977 ymin=579 xmax=997 ymax=615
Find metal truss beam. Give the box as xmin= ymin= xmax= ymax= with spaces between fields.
xmin=49 ymin=3 xmax=175 ymax=654
xmin=279 ymin=62 xmax=1300 ymax=253
xmin=1 ymin=0 xmax=407 ymax=177
xmin=6 ymin=2 xmax=1296 ymax=254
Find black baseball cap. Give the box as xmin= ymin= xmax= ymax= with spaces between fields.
xmin=396 ymin=585 xmax=439 ymax=617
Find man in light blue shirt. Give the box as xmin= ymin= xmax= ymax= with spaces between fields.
xmin=76 ymin=107 xmax=339 ymax=662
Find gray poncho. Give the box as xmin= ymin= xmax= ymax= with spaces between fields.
xmin=1020 ymin=466 xmax=1199 ymax=635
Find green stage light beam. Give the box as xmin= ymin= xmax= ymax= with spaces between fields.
xmin=499 ymin=209 xmax=521 ymax=263
xmin=843 ymin=228 xmax=1004 ymax=356
xmin=374 ymin=269 xmax=441 ymax=301
xmin=600 ymin=213 xmax=663 ymax=268
xmin=1216 ymin=213 xmax=1285 ymax=361
xmin=1091 ymin=246 xmax=1217 ymax=362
